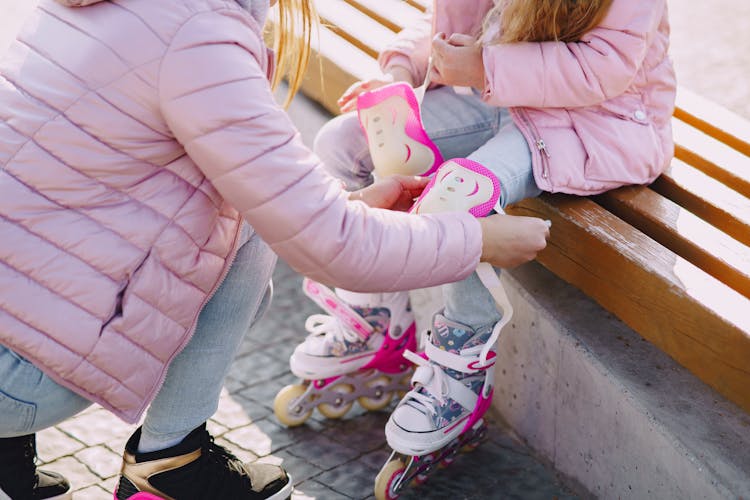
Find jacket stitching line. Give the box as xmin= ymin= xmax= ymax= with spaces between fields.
xmin=0 ymin=307 xmax=145 ymax=401
xmin=0 ymin=210 xmax=123 ymax=286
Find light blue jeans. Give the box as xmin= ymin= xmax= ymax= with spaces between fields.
xmin=314 ymin=86 xmax=542 ymax=331
xmin=0 ymin=224 xmax=277 ymax=441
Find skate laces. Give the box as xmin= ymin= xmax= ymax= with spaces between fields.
xmin=401 ymin=350 xmax=449 ymax=415
xmin=305 ymin=314 xmax=364 ymax=344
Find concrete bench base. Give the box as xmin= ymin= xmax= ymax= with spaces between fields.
xmin=409 ymin=263 xmax=750 ymax=499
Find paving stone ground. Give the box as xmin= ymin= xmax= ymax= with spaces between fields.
xmin=2 ymin=1 xmax=748 ymax=499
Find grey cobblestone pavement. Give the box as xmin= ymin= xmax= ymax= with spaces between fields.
xmin=2 ymin=0 xmax=749 ymax=499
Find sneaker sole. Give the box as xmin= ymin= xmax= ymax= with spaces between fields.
xmin=115 ymin=474 xmax=293 ymax=500
xmin=0 ymin=489 xmax=72 ymax=500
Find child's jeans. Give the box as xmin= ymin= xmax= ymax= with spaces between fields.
xmin=315 ymin=86 xmax=542 ymax=331
xmin=0 ymin=223 xmax=277 ymax=438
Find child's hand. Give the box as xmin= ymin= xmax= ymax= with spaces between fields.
xmin=338 ymin=67 xmax=415 ymax=113
xmin=478 ymin=214 xmax=550 ymax=268
xmin=349 ymin=175 xmax=430 ymax=211
xmin=431 ymin=33 xmax=485 ymax=90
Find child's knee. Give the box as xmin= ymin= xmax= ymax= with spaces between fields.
xmin=313 ymin=113 xmax=370 ymax=181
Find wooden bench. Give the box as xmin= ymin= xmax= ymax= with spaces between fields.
xmin=284 ymin=0 xmax=750 ymax=414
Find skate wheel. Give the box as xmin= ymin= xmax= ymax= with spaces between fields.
xmin=439 ymin=456 xmax=455 ymax=468
xmin=273 ymin=384 xmax=312 ymax=427
xmin=317 ymin=384 xmax=354 ymax=419
xmin=358 ymin=376 xmax=394 ymax=411
xmin=374 ymin=458 xmax=405 ymax=500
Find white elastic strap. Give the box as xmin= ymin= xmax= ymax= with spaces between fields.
xmin=413 ymin=57 xmax=433 ymax=105
xmin=475 ymin=262 xmax=513 ymax=366
xmin=424 ymin=341 xmax=481 ymax=374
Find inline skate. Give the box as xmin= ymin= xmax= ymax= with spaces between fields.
xmin=274 ymin=279 xmax=417 ymax=426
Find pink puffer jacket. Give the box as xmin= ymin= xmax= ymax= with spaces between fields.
xmin=380 ymin=0 xmax=677 ymax=195
xmin=0 ymin=0 xmax=482 ymax=422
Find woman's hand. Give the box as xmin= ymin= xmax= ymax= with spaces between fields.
xmin=430 ymin=33 xmax=485 ymax=89
xmin=349 ymin=175 xmax=429 ymax=211
xmin=478 ymin=214 xmax=551 ymax=268
xmin=338 ymin=66 xmax=415 ymax=113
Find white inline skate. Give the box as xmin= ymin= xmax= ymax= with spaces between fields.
xmin=274 ymin=278 xmax=417 ymax=426
xmin=374 ymin=158 xmax=519 ymax=500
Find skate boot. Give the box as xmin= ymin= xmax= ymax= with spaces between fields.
xmin=0 ymin=434 xmax=72 ymax=500
xmin=273 ymin=279 xmax=417 ymax=426
xmin=114 ymin=424 xmax=292 ymax=500
xmin=357 ymin=82 xmax=443 ymax=178
xmin=375 ymin=313 xmax=503 ymax=500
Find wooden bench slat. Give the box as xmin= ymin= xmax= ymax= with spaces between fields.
xmin=675 ymin=87 xmax=750 ymax=157
xmin=404 ymin=0 xmax=430 ymax=12
xmin=652 ymin=159 xmax=750 ymax=247
xmin=315 ymin=0 xmax=395 ymax=59
xmin=508 ymin=195 xmax=750 ymax=414
xmin=596 ymin=186 xmax=750 ymax=298
xmin=673 ymin=118 xmax=750 ymax=198
xmin=343 ymin=0 xmax=424 ymax=33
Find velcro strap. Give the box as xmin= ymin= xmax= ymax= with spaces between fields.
xmin=424 ymin=342 xmax=496 ymax=374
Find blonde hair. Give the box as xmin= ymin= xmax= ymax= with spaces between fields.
xmin=270 ymin=0 xmax=318 ymax=108
xmin=485 ymin=0 xmax=613 ymax=44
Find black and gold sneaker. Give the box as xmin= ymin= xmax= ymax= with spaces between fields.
xmin=115 ymin=424 xmax=292 ymax=500
xmin=0 ymin=434 xmax=72 ymax=500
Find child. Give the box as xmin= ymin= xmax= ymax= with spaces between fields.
xmin=0 ymin=0 xmax=551 ymax=499
xmin=293 ymin=0 xmax=676 ymax=479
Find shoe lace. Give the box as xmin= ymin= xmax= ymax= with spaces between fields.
xmin=400 ymin=350 xmax=448 ymax=417
xmin=305 ymin=313 xmax=363 ymax=344
xmin=195 ymin=436 xmax=252 ymax=496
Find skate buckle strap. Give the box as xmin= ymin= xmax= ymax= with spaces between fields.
xmin=302 ymin=279 xmax=373 ymax=341
xmin=423 ymin=341 xmax=496 ymax=375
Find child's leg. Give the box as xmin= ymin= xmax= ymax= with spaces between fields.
xmin=313 ymin=86 xmax=502 ymax=190
xmin=138 ymin=224 xmax=277 ymax=452
xmin=442 ymin=109 xmax=542 ymax=331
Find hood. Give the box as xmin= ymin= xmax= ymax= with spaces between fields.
xmin=55 ymin=0 xmax=271 ymax=23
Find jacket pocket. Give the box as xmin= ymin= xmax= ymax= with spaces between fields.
xmin=574 ymin=94 xmax=665 ymax=185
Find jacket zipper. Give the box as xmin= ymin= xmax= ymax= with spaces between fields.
xmin=511 ymin=108 xmax=551 ymax=180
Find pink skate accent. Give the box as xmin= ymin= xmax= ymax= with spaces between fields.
xmin=357 ymin=82 xmax=443 ymax=177
xmin=466 ymin=351 xmax=496 ymax=371
xmin=313 ymin=375 xmax=342 ymax=389
xmin=302 ymin=279 xmax=373 ymax=340
xmin=340 ymin=352 xmax=377 ymax=364
xmin=443 ymin=413 xmax=471 ymax=434
xmin=461 ymin=387 xmax=494 ymax=434
xmin=115 ymin=492 xmax=164 ymax=500
xmin=360 ymin=323 xmax=417 ymax=374
xmin=410 ymin=158 xmax=501 ymax=218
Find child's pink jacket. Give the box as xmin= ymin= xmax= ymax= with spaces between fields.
xmin=0 ymin=0 xmax=482 ymax=422
xmin=380 ymin=0 xmax=677 ymax=195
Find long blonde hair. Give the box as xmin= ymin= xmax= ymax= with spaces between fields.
xmin=270 ymin=0 xmax=317 ymax=108
xmin=486 ymin=0 xmax=613 ymax=43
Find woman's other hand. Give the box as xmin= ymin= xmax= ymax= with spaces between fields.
xmin=349 ymin=175 xmax=429 ymax=211
xmin=338 ymin=66 xmax=415 ymax=113
xmin=478 ymin=214 xmax=550 ymax=268
xmin=430 ymin=33 xmax=485 ymax=89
